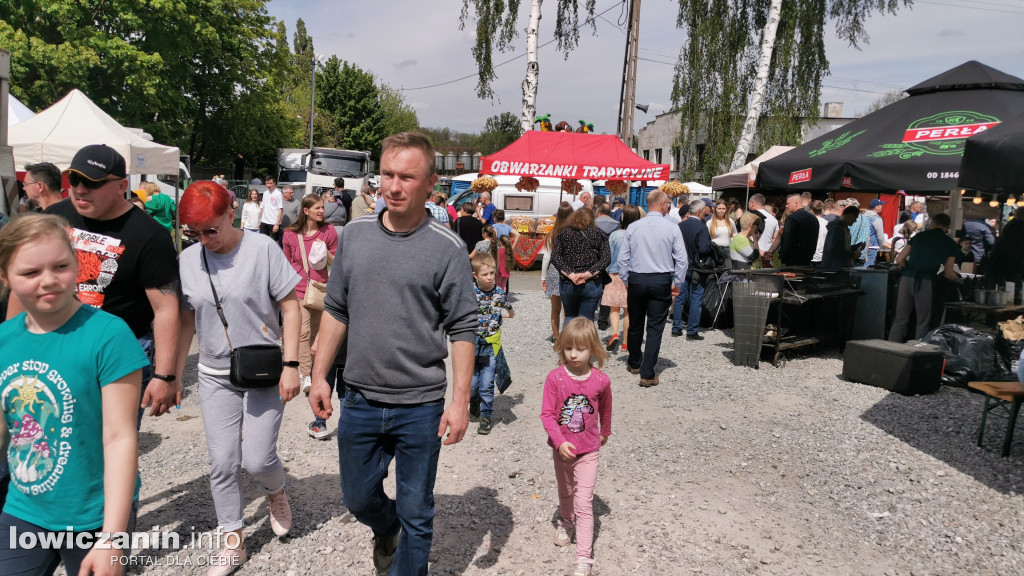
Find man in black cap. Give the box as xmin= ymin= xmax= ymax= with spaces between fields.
xmin=8 ymin=145 xmax=183 ymax=422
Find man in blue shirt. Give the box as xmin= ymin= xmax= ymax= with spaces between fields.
xmin=617 ymin=190 xmax=689 ymax=387
xmin=479 ymin=192 xmax=497 ymax=225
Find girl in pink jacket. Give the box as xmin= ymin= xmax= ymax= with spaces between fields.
xmin=541 ymin=317 xmax=613 ymax=576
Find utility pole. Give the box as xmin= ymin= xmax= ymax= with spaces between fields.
xmin=616 ymin=0 xmax=641 ymax=147
xmin=308 ymin=54 xmax=317 ymax=150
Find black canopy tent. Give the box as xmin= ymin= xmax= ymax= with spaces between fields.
xmin=756 ymin=61 xmax=1024 ymax=195
xmin=959 ymin=112 xmax=1024 ymax=196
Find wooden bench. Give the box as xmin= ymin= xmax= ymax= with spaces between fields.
xmin=968 ymin=381 xmax=1024 ymax=457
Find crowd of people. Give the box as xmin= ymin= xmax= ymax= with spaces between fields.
xmin=2 ymin=133 xmax=1023 ymax=576
xmin=0 ymin=134 xmax=612 ymax=576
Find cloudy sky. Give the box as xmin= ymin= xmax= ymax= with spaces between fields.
xmin=267 ymin=0 xmax=1024 ymax=135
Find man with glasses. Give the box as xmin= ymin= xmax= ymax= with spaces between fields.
xmin=23 ymin=145 xmax=182 ymax=424
xmin=617 ymin=190 xmax=689 ymax=388
xmin=22 ymin=162 xmax=64 ymax=211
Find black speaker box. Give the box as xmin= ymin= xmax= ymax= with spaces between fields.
xmin=843 ymin=339 xmax=944 ymax=395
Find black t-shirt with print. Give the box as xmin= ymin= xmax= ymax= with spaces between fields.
xmin=47 ymin=201 xmax=179 ymax=337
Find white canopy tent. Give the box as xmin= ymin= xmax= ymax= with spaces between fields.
xmin=711 ymin=145 xmax=794 ymax=191
xmin=7 ymin=94 xmax=34 ymax=127
xmin=681 ymin=181 xmax=713 ymax=196
xmin=9 ymin=89 xmax=179 ymax=174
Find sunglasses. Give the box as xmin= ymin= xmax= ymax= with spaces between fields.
xmin=68 ymin=172 xmax=121 ymax=190
xmin=182 ymin=226 xmax=220 ymax=240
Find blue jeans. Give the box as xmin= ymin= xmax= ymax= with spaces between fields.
xmin=865 ymin=247 xmax=879 ymax=266
xmin=137 ymin=333 xmax=155 ymax=430
xmin=472 ymin=345 xmax=496 ymax=420
xmin=672 ymin=278 xmax=705 ymax=336
xmin=0 ymin=512 xmax=92 ymax=575
xmin=625 ymin=272 xmax=673 ymax=380
xmin=560 ymin=279 xmax=604 ymax=325
xmin=338 ymin=389 xmax=444 ymax=576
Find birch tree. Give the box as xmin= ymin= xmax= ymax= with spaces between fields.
xmin=671 ymin=0 xmax=913 ymax=181
xmin=730 ymin=0 xmax=782 ymax=170
xmin=460 ymin=0 xmax=597 ymax=133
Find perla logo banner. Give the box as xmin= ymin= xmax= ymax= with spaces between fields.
xmin=870 ymin=111 xmax=1001 ymax=159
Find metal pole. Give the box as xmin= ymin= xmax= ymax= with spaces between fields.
xmin=615 ymin=0 xmax=636 ymax=142
xmin=308 ymin=55 xmax=316 ymax=150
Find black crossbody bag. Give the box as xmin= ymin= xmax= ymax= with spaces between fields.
xmin=202 ymin=248 xmax=282 ymax=388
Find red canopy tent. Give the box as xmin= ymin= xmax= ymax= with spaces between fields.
xmin=480 ymin=131 xmax=670 ymax=181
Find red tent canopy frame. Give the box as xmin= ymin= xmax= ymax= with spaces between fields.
xmin=480 ymin=131 xmax=670 ymax=181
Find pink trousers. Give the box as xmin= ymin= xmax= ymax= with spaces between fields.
xmin=552 ymin=448 xmax=600 ymax=564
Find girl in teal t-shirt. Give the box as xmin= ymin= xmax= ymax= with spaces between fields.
xmin=0 ymin=214 xmax=147 ymax=576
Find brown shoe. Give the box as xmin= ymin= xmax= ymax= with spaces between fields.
xmin=639 ymin=377 xmax=659 ymax=387
xmin=627 ymin=366 xmax=641 ymax=375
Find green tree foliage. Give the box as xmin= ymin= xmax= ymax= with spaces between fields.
xmin=378 ymin=84 xmax=421 ymax=137
xmin=478 ymin=112 xmax=523 ymax=154
xmin=0 ymin=0 xmax=299 ymax=175
xmin=420 ymin=127 xmax=481 ymax=150
xmin=459 ymin=0 xmax=597 ymax=99
xmin=315 ymin=57 xmax=386 ymax=155
xmin=671 ymin=0 xmax=911 ymax=181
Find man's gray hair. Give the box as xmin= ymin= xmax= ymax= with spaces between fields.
xmin=749 ymin=193 xmax=765 ymax=207
xmin=689 ymin=199 xmax=706 ymax=215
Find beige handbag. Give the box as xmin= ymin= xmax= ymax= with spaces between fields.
xmin=298 ymin=234 xmax=326 ymax=311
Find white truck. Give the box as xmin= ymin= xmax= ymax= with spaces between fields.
xmin=301 ymin=147 xmax=374 ymax=195
xmin=276 ymin=148 xmax=308 ymax=192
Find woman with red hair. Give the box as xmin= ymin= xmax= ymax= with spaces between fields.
xmin=174 ymin=180 xmax=302 ymax=575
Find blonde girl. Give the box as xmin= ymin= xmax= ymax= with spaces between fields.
xmin=708 ymin=199 xmax=736 ymax=270
xmin=540 ymin=318 xmax=613 ymax=576
xmin=0 ymin=214 xmax=146 ymax=576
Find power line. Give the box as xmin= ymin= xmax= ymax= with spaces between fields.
xmin=400 ymin=1 xmax=626 ymax=92
xmin=821 ymin=84 xmax=893 ymax=96
xmin=916 ymin=0 xmax=1024 ymax=14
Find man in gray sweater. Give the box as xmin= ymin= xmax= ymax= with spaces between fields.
xmin=309 ymin=132 xmax=477 ymax=576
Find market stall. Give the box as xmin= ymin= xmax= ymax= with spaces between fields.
xmin=959 ymin=110 xmax=1024 ymax=195
xmin=728 ymin=62 xmax=1024 ymax=365
xmin=479 ymin=131 xmax=669 ymax=267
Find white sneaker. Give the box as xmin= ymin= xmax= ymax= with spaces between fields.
xmin=554 ymin=522 xmax=573 ymax=547
xmin=573 ymin=562 xmax=593 ymax=576
xmin=301 ymin=375 xmax=312 ymax=395
xmin=267 ymin=490 xmax=292 ymax=537
xmin=206 ymin=546 xmax=247 ymax=576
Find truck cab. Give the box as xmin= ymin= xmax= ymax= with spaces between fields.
xmin=277 ymin=148 xmax=308 ymax=193
xmin=302 ymin=148 xmax=374 ymax=195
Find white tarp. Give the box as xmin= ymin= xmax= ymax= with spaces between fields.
xmin=711 ymin=145 xmax=794 ymax=191
xmin=7 ymin=94 xmax=34 ymax=127
xmin=9 ymin=89 xmax=179 ymax=175
xmin=681 ymin=181 xmax=713 ymax=196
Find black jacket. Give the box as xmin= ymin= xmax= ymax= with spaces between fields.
xmin=780 ymin=209 xmax=819 ymax=267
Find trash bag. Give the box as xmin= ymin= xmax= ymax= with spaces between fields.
xmin=995 ymin=335 xmax=1024 ymax=374
xmin=700 ymin=277 xmax=733 ymax=329
xmin=920 ymin=324 xmax=1002 ymax=387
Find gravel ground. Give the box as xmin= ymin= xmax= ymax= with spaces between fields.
xmin=124 ymin=270 xmax=1024 ymax=576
